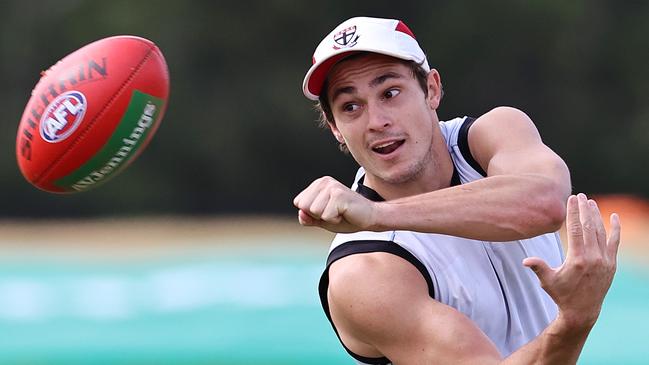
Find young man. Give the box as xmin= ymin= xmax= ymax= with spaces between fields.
xmin=294 ymin=17 xmax=621 ymax=364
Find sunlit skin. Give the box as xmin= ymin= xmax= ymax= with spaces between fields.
xmin=325 ymin=54 xmax=453 ymax=200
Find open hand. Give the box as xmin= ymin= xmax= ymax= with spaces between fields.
xmin=523 ymin=193 xmax=621 ymax=328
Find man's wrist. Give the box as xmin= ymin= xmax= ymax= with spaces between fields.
xmin=368 ymin=202 xmax=392 ymax=231
xmin=550 ymin=311 xmax=597 ymax=341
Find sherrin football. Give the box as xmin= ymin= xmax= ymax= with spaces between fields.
xmin=16 ymin=35 xmax=169 ymax=193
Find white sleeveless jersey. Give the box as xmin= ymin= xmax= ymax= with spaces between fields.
xmin=318 ymin=116 xmax=564 ymax=365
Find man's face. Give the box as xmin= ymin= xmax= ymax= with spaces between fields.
xmin=326 ymin=54 xmax=440 ymax=186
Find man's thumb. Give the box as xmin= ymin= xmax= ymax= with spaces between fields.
xmin=522 ymin=257 xmax=551 ymax=280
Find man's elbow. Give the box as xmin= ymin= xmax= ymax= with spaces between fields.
xmin=530 ymin=188 xmax=567 ymax=234
xmin=510 ymin=178 xmax=568 ymax=238
xmin=541 ymin=194 xmax=567 ymax=231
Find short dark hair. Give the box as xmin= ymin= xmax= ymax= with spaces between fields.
xmin=314 ymin=55 xmax=432 ymax=152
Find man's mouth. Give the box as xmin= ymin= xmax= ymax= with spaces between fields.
xmin=372 ymin=140 xmax=405 ymax=155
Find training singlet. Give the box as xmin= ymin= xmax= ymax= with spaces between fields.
xmin=318 ymin=116 xmax=565 ymax=365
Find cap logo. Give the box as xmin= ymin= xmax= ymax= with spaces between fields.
xmin=333 ymin=25 xmax=359 ymax=50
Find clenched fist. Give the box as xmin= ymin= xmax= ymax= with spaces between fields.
xmin=293 ymin=176 xmax=379 ymax=233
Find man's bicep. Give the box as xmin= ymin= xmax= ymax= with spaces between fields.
xmin=376 ymin=297 xmax=504 ymax=365
xmin=469 ymin=107 xmax=570 ymax=184
xmin=328 ymin=253 xmax=502 ymax=364
xmin=489 ymin=144 xmax=570 ymax=185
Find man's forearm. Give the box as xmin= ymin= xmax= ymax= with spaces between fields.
xmin=373 ymin=174 xmax=569 ymax=241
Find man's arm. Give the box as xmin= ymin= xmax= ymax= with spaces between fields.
xmin=328 ymin=252 xmax=503 ymax=364
xmin=327 ymin=194 xmax=621 ymax=364
xmin=294 ymin=107 xmax=571 ymax=241
xmin=380 ymin=106 xmax=571 ymax=240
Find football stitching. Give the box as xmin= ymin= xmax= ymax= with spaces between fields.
xmin=34 ymin=43 xmax=156 ymax=188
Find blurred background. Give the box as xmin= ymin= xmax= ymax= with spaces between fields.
xmin=0 ymin=0 xmax=647 ymax=364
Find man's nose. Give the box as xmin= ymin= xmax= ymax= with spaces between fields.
xmin=366 ymin=102 xmax=392 ymax=131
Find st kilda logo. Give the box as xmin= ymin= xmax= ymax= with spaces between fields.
xmin=333 ymin=25 xmax=359 ymax=49
xmin=39 ymin=91 xmax=87 ymax=143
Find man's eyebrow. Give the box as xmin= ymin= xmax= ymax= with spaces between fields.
xmin=369 ymin=72 xmax=402 ymax=88
xmin=330 ymin=86 xmax=356 ymax=105
xmin=329 ymin=72 xmax=404 ymax=104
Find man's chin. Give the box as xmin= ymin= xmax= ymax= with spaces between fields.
xmin=370 ymin=167 xmax=421 ymax=186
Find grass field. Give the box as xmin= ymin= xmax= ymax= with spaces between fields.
xmin=0 ymin=214 xmax=646 ymax=364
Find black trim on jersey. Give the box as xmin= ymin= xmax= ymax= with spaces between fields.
xmin=356 ymin=176 xmax=385 ymax=202
xmin=450 ymin=165 xmax=461 ymax=186
xmin=458 ymin=117 xmax=487 ymax=177
xmin=355 ymin=165 xmax=461 ymax=201
xmin=319 ymin=240 xmax=435 ymax=365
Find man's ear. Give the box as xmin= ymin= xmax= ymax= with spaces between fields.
xmin=329 ymin=121 xmax=345 ymax=144
xmin=427 ymin=69 xmax=442 ymax=110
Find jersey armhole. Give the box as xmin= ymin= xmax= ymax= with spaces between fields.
xmin=458 ymin=117 xmax=487 ymax=177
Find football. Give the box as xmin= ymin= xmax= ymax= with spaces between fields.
xmin=16 ymin=35 xmax=169 ymax=193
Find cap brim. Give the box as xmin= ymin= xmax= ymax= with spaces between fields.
xmin=303 ymin=51 xmax=359 ymax=100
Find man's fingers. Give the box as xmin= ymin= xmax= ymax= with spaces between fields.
xmin=299 ymin=209 xmax=343 ymax=231
xmin=294 ymin=177 xmax=342 ymax=220
xmin=294 ymin=178 xmax=322 ymax=207
xmin=308 ymin=189 xmax=333 ymax=219
xmin=589 ymin=199 xmax=608 ymax=252
xmin=321 ymin=195 xmax=344 ymax=222
xmin=523 ymin=257 xmax=553 ymax=284
xmin=607 ymin=213 xmax=621 ymax=258
xmin=577 ymin=193 xmax=598 ymax=249
xmin=293 ymin=183 xmax=318 ymax=210
xmin=298 ymin=209 xmax=316 ymax=226
xmin=294 ymin=176 xmax=360 ymax=232
xmin=565 ymin=195 xmax=584 ymax=257
xmin=293 ymin=191 xmax=303 ymax=208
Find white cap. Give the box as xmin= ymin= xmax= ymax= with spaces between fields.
xmin=302 ymin=16 xmax=430 ymax=100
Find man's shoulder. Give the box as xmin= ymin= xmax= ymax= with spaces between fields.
xmin=469 ymin=106 xmax=536 ymax=134
xmin=440 ymin=107 xmax=531 ymax=134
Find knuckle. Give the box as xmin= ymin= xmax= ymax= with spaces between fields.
xmin=321 ymin=211 xmax=337 ymax=222
xmin=572 ymin=258 xmax=586 ymax=271
xmin=326 ymin=176 xmax=339 ymax=185
xmin=567 ymin=222 xmax=583 ymax=237
xmin=581 ymin=220 xmax=595 ymax=232
xmin=318 ymin=176 xmax=335 ymax=186
xmin=591 ymin=257 xmax=604 ymax=267
xmin=330 ymin=187 xmax=344 ymax=199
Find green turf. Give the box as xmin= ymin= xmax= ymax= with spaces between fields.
xmin=0 ymin=245 xmax=645 ymax=364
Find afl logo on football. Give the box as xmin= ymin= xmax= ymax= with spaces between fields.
xmin=39 ymin=91 xmax=87 ymax=143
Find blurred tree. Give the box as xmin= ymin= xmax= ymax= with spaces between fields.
xmin=1 ymin=0 xmax=646 ymax=218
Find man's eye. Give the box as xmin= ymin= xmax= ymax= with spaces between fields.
xmin=343 ymin=103 xmax=360 ymax=112
xmin=384 ymin=89 xmax=400 ymax=99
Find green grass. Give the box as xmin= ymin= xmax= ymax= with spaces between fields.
xmin=0 ymin=243 xmax=645 ymax=365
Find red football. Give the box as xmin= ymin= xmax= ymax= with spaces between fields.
xmin=16 ymin=35 xmax=169 ymax=193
